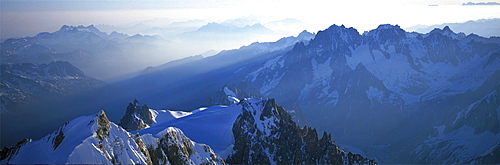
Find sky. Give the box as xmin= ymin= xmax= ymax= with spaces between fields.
xmin=1 ymin=0 xmax=500 ymax=40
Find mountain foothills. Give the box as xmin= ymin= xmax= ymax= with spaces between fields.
xmin=1 ymin=61 xmax=104 ymax=114
xmin=1 ymin=95 xmax=375 ymax=164
xmin=0 ymin=21 xmax=499 ymax=164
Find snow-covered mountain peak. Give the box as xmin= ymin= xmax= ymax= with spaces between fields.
xmin=375 ymin=24 xmax=402 ymax=30
xmin=308 ymin=24 xmax=361 ymax=52
xmin=365 ymin=24 xmax=407 ymax=43
xmin=1 ymin=109 xmax=227 ymax=164
xmin=223 ymin=86 xmax=240 ymax=103
xmin=1 ymin=110 xmax=152 ymax=164
xmin=58 ymin=25 xmax=103 ymax=35
xmin=296 ymin=30 xmax=314 ymax=40
xmin=59 ymin=25 xmax=73 ymax=31
xmin=139 ymin=127 xmax=226 ymax=165
xmin=208 ymin=84 xmax=264 ymax=106
xmin=319 ymin=24 xmax=360 ymax=40
xmin=430 ymin=25 xmax=454 ymax=34
xmin=428 ymin=26 xmax=466 ymax=39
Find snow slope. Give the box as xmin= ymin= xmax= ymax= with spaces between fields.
xmin=1 ymin=111 xmax=149 ymax=164
xmin=1 ymin=110 xmax=225 ymax=164
xmin=136 ymin=103 xmax=242 ymax=156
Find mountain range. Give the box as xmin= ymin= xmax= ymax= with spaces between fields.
xmin=116 ymin=24 xmax=500 ymax=163
xmin=1 ymin=90 xmax=376 ymax=164
xmin=406 ymin=18 xmax=500 ymax=38
xmin=1 ymin=25 xmax=179 ymax=80
xmin=1 ymin=21 xmax=499 ymax=164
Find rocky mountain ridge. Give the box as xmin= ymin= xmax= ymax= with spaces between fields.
xmin=124 ymin=94 xmax=377 ymax=164
xmin=226 ymin=98 xmax=375 ymax=164
xmin=0 ymin=110 xmax=224 ymax=165
xmin=119 ymin=24 xmax=500 ymax=163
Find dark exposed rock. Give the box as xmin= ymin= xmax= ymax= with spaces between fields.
xmin=207 ymin=83 xmax=264 ymax=106
xmin=145 ymin=127 xmax=226 ymax=165
xmin=52 ymin=128 xmax=65 ymax=150
xmin=96 ymin=110 xmax=111 ymax=152
xmin=96 ymin=110 xmax=110 ymax=140
xmin=119 ymin=99 xmax=154 ymax=131
xmin=0 ymin=138 xmax=31 ymax=161
xmin=133 ymin=134 xmax=153 ymax=165
xmin=226 ymin=99 xmax=376 ymax=164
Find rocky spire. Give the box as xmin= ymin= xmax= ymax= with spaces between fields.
xmin=119 ymin=99 xmax=155 ymax=131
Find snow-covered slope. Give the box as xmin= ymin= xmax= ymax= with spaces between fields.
xmin=135 ymin=102 xmax=242 ymax=156
xmin=207 ymin=84 xmax=264 ymax=106
xmin=2 ymin=86 xmax=375 ymax=164
xmin=139 ymin=127 xmax=225 ymax=165
xmin=1 ymin=111 xmax=150 ymax=164
xmin=132 ymin=94 xmax=375 ymax=164
xmin=0 ymin=110 xmax=225 ymax=164
xmin=119 ymin=99 xmax=207 ymax=132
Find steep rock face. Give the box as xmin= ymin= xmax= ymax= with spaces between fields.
xmin=239 ymin=24 xmax=500 ymax=163
xmin=208 ymin=85 xmax=309 ymax=127
xmin=119 ymin=99 xmax=155 ymax=131
xmin=140 ymin=127 xmax=225 ymax=165
xmin=226 ymin=99 xmax=376 ymax=164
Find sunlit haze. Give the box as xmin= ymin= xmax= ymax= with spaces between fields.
xmin=1 ymin=0 xmax=500 ymax=76
xmin=2 ymin=0 xmax=500 ymax=40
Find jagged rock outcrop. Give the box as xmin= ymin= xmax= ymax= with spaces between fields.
xmin=0 ymin=110 xmax=152 ymax=164
xmin=208 ymin=85 xmax=309 ymax=127
xmin=226 ymin=99 xmax=376 ymax=164
xmin=207 ymin=83 xmax=264 ymax=106
xmin=119 ymin=99 xmax=155 ymax=131
xmin=141 ymin=127 xmax=226 ymax=165
xmin=0 ymin=138 xmax=31 ymax=162
xmin=0 ymin=110 xmax=225 ymax=165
